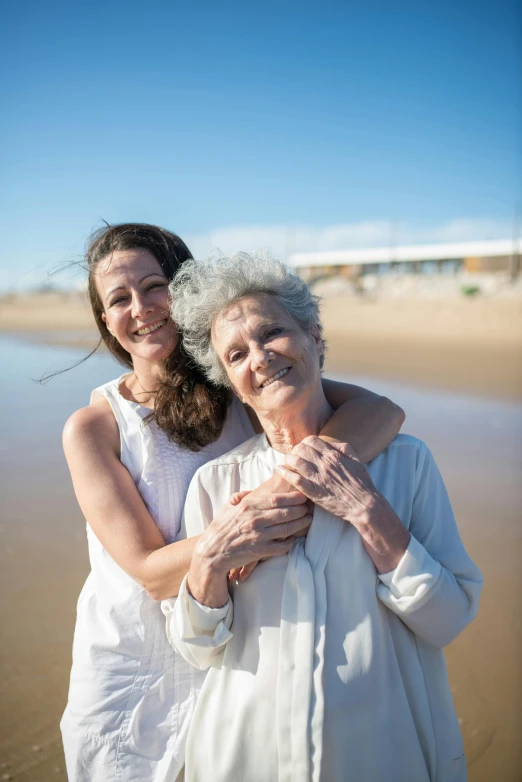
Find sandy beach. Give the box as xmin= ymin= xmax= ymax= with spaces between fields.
xmin=0 ymin=292 xmax=96 ymax=333
xmin=2 ymin=290 xmax=521 ymax=399
xmin=1 ymin=290 xmax=521 ymax=781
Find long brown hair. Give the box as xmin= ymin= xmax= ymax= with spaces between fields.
xmin=87 ymin=223 xmax=230 ymax=451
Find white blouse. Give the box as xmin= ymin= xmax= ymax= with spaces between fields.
xmin=162 ymin=433 xmax=483 ymax=782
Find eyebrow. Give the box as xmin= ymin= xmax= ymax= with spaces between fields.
xmin=106 ymin=273 xmax=166 ymax=299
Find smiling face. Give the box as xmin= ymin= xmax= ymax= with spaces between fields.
xmin=211 ymin=292 xmax=324 ymax=415
xmin=95 ymin=248 xmax=179 ymax=364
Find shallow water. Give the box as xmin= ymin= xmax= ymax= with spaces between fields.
xmin=1 ymin=334 xmax=521 ymax=781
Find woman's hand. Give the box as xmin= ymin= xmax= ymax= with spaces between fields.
xmin=226 ymin=490 xmax=260 ymax=585
xmin=227 ymin=472 xmax=310 ymax=584
xmin=275 ymin=436 xmax=410 ymax=573
xmin=188 ymin=484 xmax=312 ymax=606
xmin=275 ymin=436 xmax=377 ymax=524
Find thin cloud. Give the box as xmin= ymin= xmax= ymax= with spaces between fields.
xmin=185 ymin=217 xmax=513 ymax=261
xmin=1 ymin=217 xmax=513 ymax=292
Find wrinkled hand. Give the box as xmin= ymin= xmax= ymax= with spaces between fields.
xmin=190 ymin=473 xmax=313 ymax=608
xmin=275 ymin=435 xmax=380 ymax=528
xmin=226 ymin=490 xmax=257 ymax=584
xmin=227 ymin=473 xmax=311 ymax=583
xmin=275 ymin=436 xmax=411 ymax=574
xmin=196 ymin=478 xmax=312 ymax=580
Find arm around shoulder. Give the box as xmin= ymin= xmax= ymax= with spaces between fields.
xmin=321 ymin=379 xmax=405 ymax=462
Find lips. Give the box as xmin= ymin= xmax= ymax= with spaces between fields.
xmin=260 ymin=367 xmax=290 ymax=388
xmin=135 ymin=319 xmax=167 ymax=336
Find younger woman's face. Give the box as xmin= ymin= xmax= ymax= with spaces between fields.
xmin=95 ymin=248 xmax=178 ymax=364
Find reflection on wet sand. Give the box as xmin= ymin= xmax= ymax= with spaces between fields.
xmin=0 ymin=334 xmax=521 ymax=781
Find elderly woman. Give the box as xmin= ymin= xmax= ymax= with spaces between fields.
xmin=162 ymin=253 xmax=483 ymax=782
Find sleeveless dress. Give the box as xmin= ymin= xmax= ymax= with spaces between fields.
xmin=60 ymin=375 xmax=254 ymax=782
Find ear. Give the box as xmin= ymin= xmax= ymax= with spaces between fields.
xmin=101 ymin=312 xmax=113 ymax=335
xmin=310 ymin=324 xmax=323 ymax=353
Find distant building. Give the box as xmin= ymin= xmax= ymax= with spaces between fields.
xmin=288 ymin=239 xmax=521 ymax=282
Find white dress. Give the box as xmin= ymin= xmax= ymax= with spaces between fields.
xmin=163 ymin=433 xmax=483 ymax=782
xmin=60 ymin=375 xmax=254 ymax=782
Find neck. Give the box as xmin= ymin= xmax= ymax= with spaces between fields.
xmin=126 ymin=356 xmax=166 ymax=408
xmin=256 ymin=385 xmax=333 ymax=453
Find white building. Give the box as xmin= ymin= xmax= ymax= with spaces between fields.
xmin=288 ymin=239 xmax=521 ymax=282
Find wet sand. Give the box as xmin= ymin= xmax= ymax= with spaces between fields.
xmin=0 ymin=319 xmax=521 ymax=780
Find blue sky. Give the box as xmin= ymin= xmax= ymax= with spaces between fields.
xmin=1 ymin=0 xmax=521 ymax=290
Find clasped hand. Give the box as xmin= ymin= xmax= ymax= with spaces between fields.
xmin=195 ymin=474 xmax=313 ymax=581
xmin=275 ymin=436 xmax=380 ymax=527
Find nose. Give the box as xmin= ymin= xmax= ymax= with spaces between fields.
xmin=250 ymin=341 xmax=273 ymax=371
xmin=131 ymin=290 xmax=153 ymax=319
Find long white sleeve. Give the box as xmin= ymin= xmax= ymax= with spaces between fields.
xmin=376 ymin=441 xmax=483 ymax=648
xmin=162 ymin=575 xmax=233 ymax=670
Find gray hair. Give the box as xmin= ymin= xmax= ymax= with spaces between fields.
xmin=169 ymin=251 xmax=323 ymax=387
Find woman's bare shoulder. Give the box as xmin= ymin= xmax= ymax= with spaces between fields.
xmin=63 ymin=396 xmax=119 ymax=455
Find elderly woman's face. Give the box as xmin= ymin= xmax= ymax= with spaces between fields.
xmin=211 ymin=293 xmax=323 ymax=412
